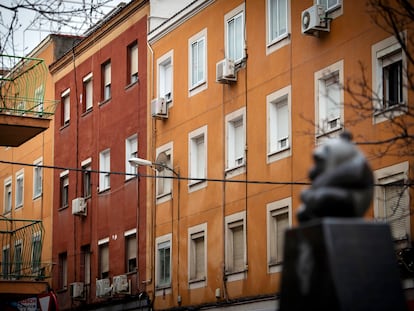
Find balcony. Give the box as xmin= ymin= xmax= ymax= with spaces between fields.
xmin=0 ymin=55 xmax=57 ymax=147
xmin=0 ymin=217 xmax=52 ymax=300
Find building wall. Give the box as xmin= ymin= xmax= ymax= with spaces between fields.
xmin=147 ymin=0 xmax=413 ymax=309
xmin=50 ymin=1 xmax=149 ymax=309
xmin=0 ymin=35 xmax=76 ymax=290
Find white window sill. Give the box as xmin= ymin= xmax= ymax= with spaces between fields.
xmin=188 ymin=179 xmax=207 ymax=193
xmin=267 ymin=147 xmax=291 ymax=164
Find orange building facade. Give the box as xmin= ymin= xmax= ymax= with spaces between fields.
xmin=0 ymin=34 xmax=80 ymax=306
xmin=145 ymin=0 xmax=413 ymax=309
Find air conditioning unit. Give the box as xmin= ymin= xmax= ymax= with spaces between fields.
xmin=151 ymin=97 xmax=168 ymax=119
xmin=70 ymin=282 xmax=84 ymax=299
xmin=96 ymin=278 xmax=112 ymax=297
xmin=72 ymin=197 xmax=87 ymax=216
xmin=216 ymin=58 xmax=237 ymax=83
xmin=113 ymin=274 xmax=131 ymax=294
xmin=301 ymin=4 xmax=330 ymax=35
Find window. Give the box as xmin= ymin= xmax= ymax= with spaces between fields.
xmin=98 ymin=238 xmax=109 ymax=279
xmin=317 ymin=0 xmax=341 ymax=12
xmin=156 ymin=234 xmax=172 ymax=289
xmin=58 ymin=252 xmax=67 ymax=289
xmin=13 ymin=240 xmax=22 ymax=278
xmin=61 ymin=88 xmax=70 ymax=126
xmin=81 ymin=245 xmax=91 ymax=284
xmin=2 ymin=246 xmax=10 ymax=279
xmin=32 ymin=232 xmax=42 ymax=273
xmin=60 ymin=171 xmax=69 ymax=208
xmin=188 ymin=223 xmax=207 ymax=287
xmin=267 ymin=86 xmax=291 ymax=161
xmin=315 ymin=60 xmax=343 ymax=135
xmin=81 ymin=158 xmax=92 ymax=198
xmin=83 ymin=73 xmax=93 ymax=112
xmin=34 ymin=85 xmax=44 ymax=116
xmin=225 ymin=4 xmax=245 ymax=62
xmin=225 ymin=211 xmax=246 ymax=280
xmin=267 ymin=0 xmax=288 ymax=44
xmin=267 ymin=198 xmax=291 ymax=273
xmin=189 ymin=126 xmax=207 ymax=189
xmin=99 ymin=149 xmax=110 ymax=191
xmin=189 ymin=29 xmax=207 ymax=91
xmin=125 ymin=229 xmax=137 ymax=273
xmin=226 ymin=108 xmax=246 ymax=173
xmin=126 ymin=134 xmax=138 ymax=180
xmin=33 ymin=158 xmax=42 ymax=199
xmin=4 ymin=178 xmax=12 ymax=213
xmin=102 ymin=61 xmax=111 ymax=101
xmin=374 ymin=162 xmax=410 ymax=248
xmin=156 ymin=143 xmax=173 ymax=201
xmin=372 ymin=35 xmax=406 ymax=123
xmin=128 ymin=42 xmax=138 ymax=84
xmin=15 ymin=170 xmax=24 ymax=208
xmin=158 ymin=51 xmax=173 ymax=103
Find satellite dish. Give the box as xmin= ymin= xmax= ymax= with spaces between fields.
xmin=154 ymin=152 xmax=169 ymax=172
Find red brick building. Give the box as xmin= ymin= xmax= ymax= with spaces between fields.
xmin=49 ymin=1 xmax=150 ymax=309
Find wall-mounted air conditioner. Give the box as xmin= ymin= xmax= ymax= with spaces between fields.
xmin=96 ymin=278 xmax=112 ymax=297
xmin=113 ymin=274 xmax=131 ymax=294
xmin=72 ymin=197 xmax=87 ymax=216
xmin=301 ymin=4 xmax=330 ymax=35
xmin=216 ymin=58 xmax=237 ymax=83
xmin=151 ymin=97 xmax=168 ymax=119
xmin=70 ymin=282 xmax=85 ymax=299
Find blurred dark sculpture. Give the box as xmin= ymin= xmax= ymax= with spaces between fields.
xmin=297 ymin=131 xmax=374 ymax=223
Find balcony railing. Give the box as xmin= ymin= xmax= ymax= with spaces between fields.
xmin=0 ymin=54 xmax=57 ymax=119
xmin=0 ymin=217 xmax=51 ymax=280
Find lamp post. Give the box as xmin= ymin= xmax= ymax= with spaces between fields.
xmin=129 ymin=155 xmax=180 ymax=307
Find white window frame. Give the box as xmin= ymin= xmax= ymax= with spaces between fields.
xmin=126 ymin=134 xmax=138 ymax=180
xmin=188 ymin=125 xmax=207 ymax=191
xmin=60 ymin=170 xmax=69 ymax=208
xmin=33 ymin=158 xmax=42 ymax=199
xmin=225 ymin=107 xmax=246 ymax=177
xmin=83 ymin=72 xmax=93 ymax=112
xmin=266 ymin=0 xmax=290 ymax=54
xmin=372 ymin=34 xmax=407 ymax=124
xmin=188 ymin=223 xmax=207 ymax=288
xmin=129 ymin=42 xmax=138 ymax=84
xmin=15 ymin=169 xmax=24 ymax=208
xmin=102 ymin=61 xmax=111 ymax=101
xmin=189 ymin=28 xmax=207 ymax=95
xmin=157 ymin=50 xmax=173 ymax=105
xmin=34 ymin=85 xmax=44 ymax=115
xmin=267 ymin=85 xmax=292 ymax=163
xmin=315 ymin=60 xmax=344 ymax=137
xmin=373 ymin=161 xmax=410 ymax=247
xmin=98 ymin=237 xmax=109 ymax=279
xmin=155 ymin=143 xmax=173 ymax=203
xmin=225 ymin=211 xmax=247 ymax=281
xmin=225 ymin=3 xmax=245 ymax=63
xmin=4 ymin=177 xmax=12 ymax=214
xmin=155 ymin=233 xmax=172 ymax=293
xmin=32 ymin=231 xmax=42 ymax=273
xmin=81 ymin=158 xmax=92 ymax=198
xmin=124 ymin=229 xmax=137 ymax=273
xmin=99 ymin=149 xmax=111 ymax=192
xmin=61 ymin=88 xmax=70 ymax=126
xmin=267 ymin=197 xmax=292 ymax=273
xmin=316 ymin=0 xmax=342 ymax=13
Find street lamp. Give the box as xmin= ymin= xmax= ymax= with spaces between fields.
xmin=129 ymin=156 xmax=179 ymax=177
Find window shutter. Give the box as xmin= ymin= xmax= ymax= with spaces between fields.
xmin=232 ymin=225 xmax=244 ymax=271
xmin=385 ymin=181 xmax=409 ymax=240
xmin=131 ymin=44 xmax=138 ymax=76
xmin=276 ymin=100 xmax=288 ymax=143
xmin=127 ymin=235 xmax=137 ymax=260
xmin=100 ymin=244 xmax=109 ymax=275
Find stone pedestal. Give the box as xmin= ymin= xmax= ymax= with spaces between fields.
xmin=280 ymin=218 xmax=408 ymax=311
